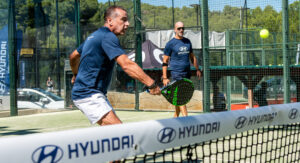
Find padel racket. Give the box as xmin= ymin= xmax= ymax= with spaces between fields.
xmin=161 ymin=78 xmax=194 ymax=106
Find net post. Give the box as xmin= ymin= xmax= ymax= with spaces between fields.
xmin=201 ymin=0 xmax=211 ymax=112
xmin=225 ymin=30 xmax=231 ymax=110
xmin=282 ymin=0 xmax=291 ymax=103
xmin=134 ymin=0 xmax=142 ymax=111
xmin=8 ymin=0 xmax=18 ymax=116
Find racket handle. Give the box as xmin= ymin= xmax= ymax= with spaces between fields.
xmin=146 ymin=87 xmax=163 ymax=93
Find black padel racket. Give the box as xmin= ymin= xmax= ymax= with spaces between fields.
xmin=161 ymin=78 xmax=194 ymax=106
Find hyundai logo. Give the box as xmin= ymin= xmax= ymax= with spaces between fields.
xmin=235 ymin=116 xmax=248 ymax=129
xmin=179 ymin=46 xmax=188 ymax=52
xmin=288 ymin=108 xmax=298 ymax=120
xmin=157 ymin=127 xmax=176 ymax=144
xmin=32 ymin=145 xmax=63 ymax=163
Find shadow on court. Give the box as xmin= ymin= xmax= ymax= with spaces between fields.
xmin=0 ymin=126 xmax=40 ymax=136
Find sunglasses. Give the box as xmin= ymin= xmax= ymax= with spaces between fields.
xmin=177 ymin=27 xmax=185 ymax=30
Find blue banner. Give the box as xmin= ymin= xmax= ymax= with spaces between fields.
xmin=16 ymin=29 xmax=23 ymax=63
xmin=0 ymin=25 xmax=23 ymax=95
xmin=0 ymin=25 xmax=9 ymax=95
xmin=19 ymin=61 xmax=26 ymax=88
xmin=17 ymin=29 xmax=23 ymax=88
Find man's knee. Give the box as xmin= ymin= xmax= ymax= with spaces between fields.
xmin=97 ymin=111 xmax=122 ymax=126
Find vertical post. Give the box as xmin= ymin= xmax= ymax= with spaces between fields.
xmin=56 ymin=0 xmax=61 ymax=96
xmin=75 ymin=0 xmax=81 ymax=46
xmin=225 ymin=30 xmax=231 ymax=110
xmin=172 ymin=0 xmax=175 ymax=28
xmin=34 ymin=2 xmax=40 ymax=88
xmin=190 ymin=4 xmax=200 ymax=28
xmin=197 ymin=0 xmax=201 ymax=29
xmin=8 ymin=0 xmax=17 ymax=116
xmin=282 ymin=0 xmax=290 ymax=103
xmin=134 ymin=0 xmax=142 ymax=111
xmin=273 ymin=33 xmax=277 ymax=65
xmin=201 ymin=0 xmax=210 ymax=112
xmin=153 ymin=8 xmax=156 ymax=28
xmin=198 ymin=0 xmax=201 ymax=27
xmin=196 ymin=6 xmax=199 ymax=27
xmin=262 ymin=49 xmax=266 ymax=65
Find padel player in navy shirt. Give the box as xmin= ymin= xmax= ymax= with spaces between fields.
xmin=71 ymin=6 xmax=160 ymax=126
xmin=162 ymin=21 xmax=201 ymax=118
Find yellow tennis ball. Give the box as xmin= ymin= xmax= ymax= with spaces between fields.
xmin=260 ymin=29 xmax=269 ymax=39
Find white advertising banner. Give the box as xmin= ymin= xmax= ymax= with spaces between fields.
xmin=0 ymin=103 xmax=300 ymax=163
xmin=146 ymin=30 xmax=225 ymax=49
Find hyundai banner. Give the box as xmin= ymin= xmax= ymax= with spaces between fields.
xmin=0 ymin=25 xmax=23 ymax=110
xmin=0 ymin=103 xmax=299 ymax=163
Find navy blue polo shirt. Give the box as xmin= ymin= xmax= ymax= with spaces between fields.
xmin=164 ymin=37 xmax=193 ymax=80
xmin=72 ymin=27 xmax=125 ymax=100
xmin=76 ymin=43 xmax=84 ymax=54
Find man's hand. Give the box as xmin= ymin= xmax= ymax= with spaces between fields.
xmin=163 ymin=78 xmax=170 ymax=86
xmin=196 ymin=70 xmax=202 ymax=79
xmin=149 ymin=86 xmax=161 ymax=95
xmin=71 ymin=75 xmax=76 ymax=85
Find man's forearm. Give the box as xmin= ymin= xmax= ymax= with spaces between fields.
xmin=123 ymin=62 xmax=155 ymax=86
xmin=69 ymin=50 xmax=80 ymax=75
xmin=162 ymin=66 xmax=168 ymax=79
xmin=192 ymin=56 xmax=199 ymax=70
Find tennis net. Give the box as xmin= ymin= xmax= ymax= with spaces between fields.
xmin=124 ymin=123 xmax=300 ymax=163
xmin=0 ymin=103 xmax=300 ymax=163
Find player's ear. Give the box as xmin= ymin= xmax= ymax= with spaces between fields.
xmin=106 ymin=17 xmax=113 ymax=26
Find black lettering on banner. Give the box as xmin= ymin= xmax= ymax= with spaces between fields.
xmin=288 ymin=108 xmax=298 ymax=120
xmin=199 ymin=124 xmax=205 ymax=135
xmin=79 ymin=142 xmax=89 ymax=156
xmin=122 ymin=136 xmax=130 ymax=149
xmin=67 ymin=135 xmax=134 ymax=160
xmin=90 ymin=140 xmax=100 ymax=155
xmin=112 ymin=137 xmax=120 ymax=151
xmin=131 ymin=135 xmax=134 ymax=147
xmin=102 ymin=139 xmax=110 ymax=153
xmin=186 ymin=126 xmax=192 ymax=137
xmin=248 ymin=116 xmax=256 ymax=125
xmin=178 ymin=122 xmax=221 ymax=140
xmin=192 ymin=126 xmax=198 ymax=136
xmin=211 ymin=122 xmax=218 ymax=132
xmin=205 ymin=123 xmax=211 ymax=134
xmin=179 ymin=127 xmax=185 ymax=139
xmin=68 ymin=144 xmax=79 ymax=159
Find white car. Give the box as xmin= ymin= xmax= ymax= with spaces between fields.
xmin=18 ymin=88 xmax=64 ymax=109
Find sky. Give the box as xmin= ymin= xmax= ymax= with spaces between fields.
xmin=98 ymin=0 xmax=299 ymax=12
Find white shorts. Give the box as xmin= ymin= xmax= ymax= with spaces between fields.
xmin=73 ymin=93 xmax=113 ymax=124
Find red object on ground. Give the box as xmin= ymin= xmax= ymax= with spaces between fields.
xmin=230 ymin=98 xmax=297 ymax=111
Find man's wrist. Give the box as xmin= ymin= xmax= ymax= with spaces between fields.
xmin=146 ymin=82 xmax=157 ymax=89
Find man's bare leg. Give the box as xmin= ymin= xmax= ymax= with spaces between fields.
xmin=174 ymin=106 xmax=180 ymax=117
xmin=179 ymin=105 xmax=188 ymax=117
xmin=97 ymin=110 xmax=122 ymax=163
xmin=97 ymin=110 xmax=122 ymax=126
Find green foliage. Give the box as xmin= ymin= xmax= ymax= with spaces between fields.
xmin=9 ymin=1 xmax=300 ymax=51
xmin=0 ymin=1 xmax=8 ymax=28
xmin=3 ymin=1 xmax=300 ymax=83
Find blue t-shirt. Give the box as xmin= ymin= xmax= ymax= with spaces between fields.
xmin=72 ymin=27 xmax=125 ymax=100
xmin=164 ymin=37 xmax=193 ymax=79
xmin=76 ymin=43 xmax=84 ymax=54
